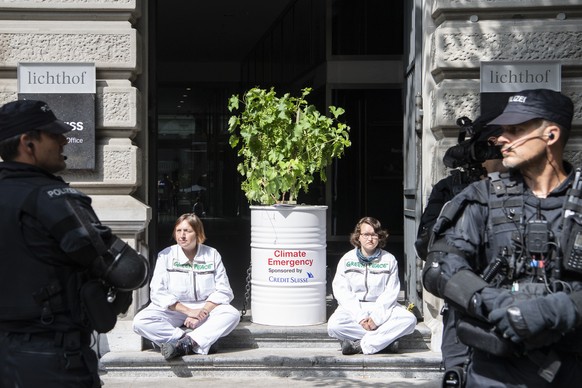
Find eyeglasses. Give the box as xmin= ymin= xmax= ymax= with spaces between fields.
xmin=360 ymin=233 xmax=378 ymax=239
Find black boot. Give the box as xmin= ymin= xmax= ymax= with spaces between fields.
xmin=341 ymin=339 xmax=362 ymax=355
xmin=161 ymin=336 xmax=195 ymax=360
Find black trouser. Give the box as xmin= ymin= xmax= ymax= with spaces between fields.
xmin=441 ymin=305 xmax=469 ymax=370
xmin=0 ymin=331 xmax=99 ymax=388
xmin=467 ymin=349 xmax=582 ymax=387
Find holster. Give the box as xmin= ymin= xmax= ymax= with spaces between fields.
xmin=456 ymin=317 xmax=518 ymax=357
xmin=79 ymin=280 xmax=132 ymax=333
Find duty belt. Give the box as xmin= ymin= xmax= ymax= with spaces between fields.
xmin=2 ymin=330 xmax=90 ymax=347
xmin=2 ymin=330 xmax=92 ymax=371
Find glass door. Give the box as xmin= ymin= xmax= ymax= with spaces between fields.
xmin=154 ymin=86 xmax=250 ymax=309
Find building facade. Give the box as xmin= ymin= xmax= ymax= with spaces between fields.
xmin=1 ymin=0 xmax=581 ymax=352
xmin=0 ymin=0 xmax=149 ymax=351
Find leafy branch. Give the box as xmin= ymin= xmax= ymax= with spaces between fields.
xmin=227 ymin=87 xmax=351 ymax=205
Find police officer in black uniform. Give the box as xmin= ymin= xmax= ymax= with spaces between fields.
xmin=416 ymin=117 xmax=504 ymax=381
xmin=0 ymin=100 xmax=149 ymax=387
xmin=423 ymin=89 xmax=582 ymax=387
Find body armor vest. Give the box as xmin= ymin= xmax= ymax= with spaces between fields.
xmin=0 ymin=178 xmax=83 ymax=331
xmin=485 ymin=172 xmax=566 ymax=287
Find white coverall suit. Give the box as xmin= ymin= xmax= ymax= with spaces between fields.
xmin=327 ymin=248 xmax=417 ymax=354
xmin=133 ymin=244 xmax=240 ymax=355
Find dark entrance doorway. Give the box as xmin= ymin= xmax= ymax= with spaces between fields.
xmin=150 ymin=1 xmax=406 ymax=309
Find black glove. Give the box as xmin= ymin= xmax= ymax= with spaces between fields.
xmin=490 ymin=289 xmax=533 ymax=309
xmin=468 ymin=287 xmax=531 ymax=320
xmin=467 ymin=287 xmax=504 ymax=319
xmin=488 ymin=292 xmax=578 ymax=343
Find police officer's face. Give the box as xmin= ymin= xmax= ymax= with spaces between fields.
xmin=29 ymin=131 xmax=68 ymax=173
xmin=175 ymin=220 xmax=197 ymax=251
xmin=497 ymin=120 xmax=548 ymax=170
xmin=358 ymin=223 xmax=379 ymax=255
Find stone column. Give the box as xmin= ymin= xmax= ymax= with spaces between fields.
xmin=0 ymin=0 xmax=149 ymax=352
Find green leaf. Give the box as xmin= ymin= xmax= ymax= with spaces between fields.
xmin=227 ymin=95 xmax=239 ymax=112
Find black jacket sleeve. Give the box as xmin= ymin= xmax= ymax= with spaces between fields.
xmin=24 ymin=183 xmax=113 ymax=268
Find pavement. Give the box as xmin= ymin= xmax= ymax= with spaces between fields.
xmin=100 ymin=375 xmax=442 ymax=387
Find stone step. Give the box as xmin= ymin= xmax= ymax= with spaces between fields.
xmin=99 ymin=321 xmax=441 ymax=380
xmin=100 ymin=347 xmax=443 ymax=380
xmin=213 ymin=319 xmax=431 ymax=350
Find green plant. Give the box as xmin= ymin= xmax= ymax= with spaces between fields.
xmin=227 ymin=87 xmax=351 ymax=205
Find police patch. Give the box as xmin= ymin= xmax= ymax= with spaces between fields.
xmin=45 ymin=187 xmax=81 ymax=198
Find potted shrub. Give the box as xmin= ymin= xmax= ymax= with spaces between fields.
xmin=227 ymin=87 xmax=351 ymax=326
xmin=227 ymin=87 xmax=351 ymax=205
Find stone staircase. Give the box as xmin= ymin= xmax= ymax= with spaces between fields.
xmin=99 ymin=316 xmax=443 ymax=380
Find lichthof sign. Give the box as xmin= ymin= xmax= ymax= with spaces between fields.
xmin=481 ymin=61 xmax=561 ymax=93
xmin=480 ymin=61 xmax=561 ymax=117
xmin=17 ymin=63 xmax=96 ymax=170
xmin=18 ymin=62 xmax=96 ymax=94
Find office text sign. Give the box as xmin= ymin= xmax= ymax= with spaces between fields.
xmin=17 ymin=63 xmax=95 ymax=170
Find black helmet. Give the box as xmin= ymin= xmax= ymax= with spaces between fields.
xmin=102 ymin=236 xmax=150 ymax=291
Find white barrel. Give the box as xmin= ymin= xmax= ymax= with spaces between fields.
xmin=250 ymin=205 xmax=327 ymax=326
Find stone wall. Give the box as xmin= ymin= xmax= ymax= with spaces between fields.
xmin=0 ymin=0 xmax=148 ymax=351
xmin=423 ymin=0 xmax=582 ymax=191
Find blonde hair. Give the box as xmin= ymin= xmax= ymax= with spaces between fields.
xmin=173 ymin=213 xmax=206 ymax=244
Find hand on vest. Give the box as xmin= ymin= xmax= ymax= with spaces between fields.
xmin=490 ymin=289 xmax=533 ymax=310
xmin=488 ymin=292 xmax=577 ymax=343
xmin=471 ymin=288 xmax=536 ymax=322
xmin=467 ymin=287 xmax=515 ymax=320
xmin=469 ymin=287 xmax=504 ymax=318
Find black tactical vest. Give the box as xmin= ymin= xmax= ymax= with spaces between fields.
xmin=485 ymin=171 xmax=570 ymax=286
xmin=0 ymin=178 xmax=84 ymax=332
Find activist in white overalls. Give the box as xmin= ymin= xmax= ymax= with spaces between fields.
xmin=327 ymin=217 xmax=417 ymax=355
xmin=133 ymin=214 xmax=239 ymax=356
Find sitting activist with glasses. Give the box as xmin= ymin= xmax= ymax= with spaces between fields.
xmin=133 ymin=213 xmax=239 ymax=360
xmin=327 ymin=216 xmax=417 ymax=355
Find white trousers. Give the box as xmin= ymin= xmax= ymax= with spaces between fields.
xmin=132 ymin=302 xmax=240 ymax=355
xmin=327 ymin=304 xmax=417 ymax=354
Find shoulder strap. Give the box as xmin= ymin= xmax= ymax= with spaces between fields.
xmin=488 ymin=172 xmax=524 ymax=226
xmin=432 ymin=180 xmax=490 ymax=236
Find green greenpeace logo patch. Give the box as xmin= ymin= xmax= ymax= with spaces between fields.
xmin=345 ymin=260 xmax=387 ymax=269
xmin=173 ymin=261 xmax=191 ymax=269
xmin=172 ymin=261 xmax=215 ymax=271
xmin=193 ymin=263 xmax=214 ymax=271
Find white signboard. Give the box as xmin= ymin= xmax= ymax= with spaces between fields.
xmin=17 ymin=63 xmax=96 ymax=94
xmin=481 ymin=61 xmax=561 ymax=93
